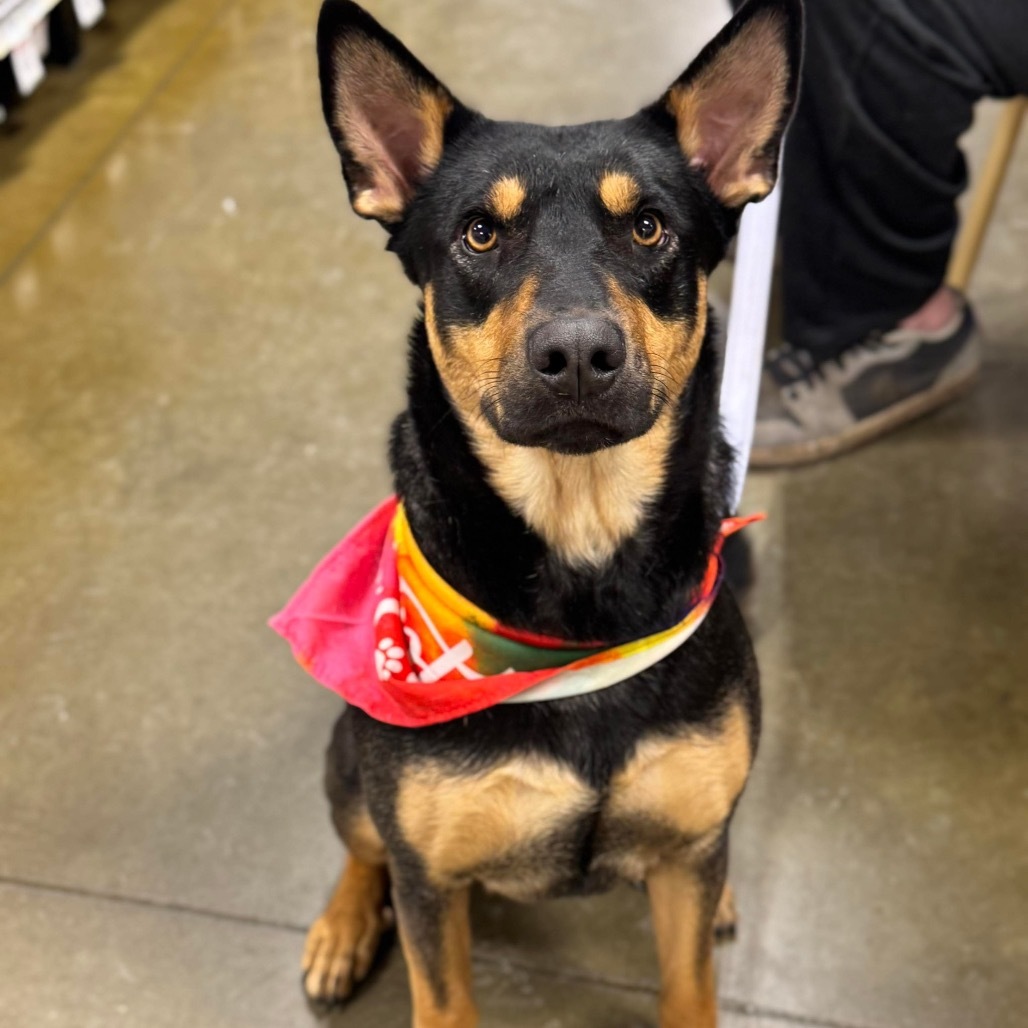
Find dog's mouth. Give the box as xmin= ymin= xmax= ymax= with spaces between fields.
xmin=515 ymin=417 xmax=628 ymax=455
xmin=482 ymin=384 xmax=661 ymax=455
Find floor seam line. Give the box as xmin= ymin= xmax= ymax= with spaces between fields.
xmin=2 ymin=877 xmax=877 ymax=1028
xmin=472 ymin=950 xmax=880 ymax=1028
xmin=0 ymin=0 xmax=242 ymax=287
xmin=716 ymin=998 xmax=881 ymax=1028
xmin=472 ymin=950 xmax=658 ymax=996
xmin=0 ymin=873 xmax=307 ymax=934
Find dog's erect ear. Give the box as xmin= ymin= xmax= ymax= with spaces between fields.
xmin=657 ymin=0 xmax=802 ymax=208
xmin=316 ymin=1 xmax=463 ymax=224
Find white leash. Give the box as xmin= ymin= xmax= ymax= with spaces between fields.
xmin=719 ymin=179 xmax=782 ymax=512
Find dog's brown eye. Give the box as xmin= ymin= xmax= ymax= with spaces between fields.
xmin=633 ymin=211 xmax=665 ymax=247
xmin=464 ymin=216 xmax=498 ymax=253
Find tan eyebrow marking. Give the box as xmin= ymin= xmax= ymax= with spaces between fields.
xmin=598 ymin=171 xmax=641 ymax=217
xmin=488 ymin=175 xmax=527 ymax=222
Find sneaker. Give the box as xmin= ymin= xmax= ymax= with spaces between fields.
xmin=751 ymin=303 xmax=981 ymax=467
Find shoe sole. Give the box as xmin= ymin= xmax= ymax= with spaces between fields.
xmin=749 ymin=362 xmax=980 ymax=469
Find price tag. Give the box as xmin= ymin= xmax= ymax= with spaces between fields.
xmin=10 ymin=37 xmax=45 ymax=97
xmin=72 ymin=0 xmax=105 ymax=30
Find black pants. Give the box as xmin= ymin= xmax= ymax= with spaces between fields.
xmin=782 ymin=0 xmax=1028 ymax=358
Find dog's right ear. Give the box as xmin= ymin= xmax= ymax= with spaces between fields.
xmin=317 ymin=1 xmax=466 ymax=224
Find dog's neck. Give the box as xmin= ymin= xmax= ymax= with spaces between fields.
xmin=464 ymin=413 xmax=676 ymax=567
xmin=390 ymin=318 xmax=730 ymax=643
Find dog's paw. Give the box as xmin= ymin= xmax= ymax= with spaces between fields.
xmin=713 ymin=883 xmax=737 ymax=943
xmin=301 ymin=895 xmax=393 ymax=1004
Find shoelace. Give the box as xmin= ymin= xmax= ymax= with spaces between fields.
xmin=767 ymin=332 xmax=887 ymax=390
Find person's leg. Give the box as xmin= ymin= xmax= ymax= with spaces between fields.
xmin=753 ymin=0 xmax=1028 ymax=466
xmin=784 ymin=0 xmax=992 ymax=352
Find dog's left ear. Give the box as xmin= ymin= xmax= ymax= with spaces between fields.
xmin=655 ymin=0 xmax=803 ymax=208
xmin=316 ymin=1 xmax=468 ymax=224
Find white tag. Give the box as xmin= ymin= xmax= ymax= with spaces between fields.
xmin=72 ymin=0 xmax=105 ymax=30
xmin=11 ymin=38 xmax=45 ymax=97
xmin=33 ymin=20 xmax=50 ymax=60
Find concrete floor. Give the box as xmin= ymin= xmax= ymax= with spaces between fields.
xmin=1 ymin=1 xmax=1026 ymax=1025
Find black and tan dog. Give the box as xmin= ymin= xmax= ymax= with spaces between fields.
xmin=300 ymin=1 xmax=801 ymax=1024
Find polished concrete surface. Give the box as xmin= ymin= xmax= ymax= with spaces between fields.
xmin=1 ymin=1 xmax=1026 ymax=1026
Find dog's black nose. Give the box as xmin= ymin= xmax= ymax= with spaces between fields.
xmin=526 ymin=318 xmax=626 ymax=402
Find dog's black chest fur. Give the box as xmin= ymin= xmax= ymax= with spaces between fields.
xmin=347 ymin=588 xmax=757 ymax=899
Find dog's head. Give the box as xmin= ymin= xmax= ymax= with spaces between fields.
xmin=317 ymin=0 xmax=801 ymax=456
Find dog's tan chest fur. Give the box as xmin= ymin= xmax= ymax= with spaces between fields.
xmin=396 ymin=756 xmax=596 ymax=900
xmin=469 ymin=414 xmax=675 ymax=567
xmin=395 ymin=703 xmax=751 ymax=899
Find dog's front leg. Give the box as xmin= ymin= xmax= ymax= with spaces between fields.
xmin=392 ymin=871 xmax=477 ymax=1028
xmin=647 ymin=842 xmax=727 ymax=1028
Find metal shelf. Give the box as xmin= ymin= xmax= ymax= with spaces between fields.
xmin=0 ymin=0 xmax=63 ymax=61
xmin=1 ymin=0 xmax=104 ymax=120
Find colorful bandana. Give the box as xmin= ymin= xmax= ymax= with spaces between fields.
xmin=270 ymin=496 xmax=761 ymax=728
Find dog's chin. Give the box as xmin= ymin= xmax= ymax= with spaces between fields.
xmin=489 ymin=412 xmax=657 ymax=455
xmin=527 ymin=420 xmax=627 ymax=455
